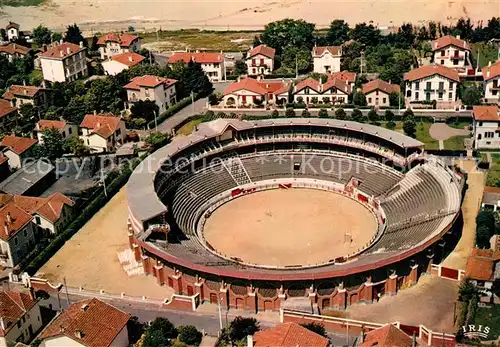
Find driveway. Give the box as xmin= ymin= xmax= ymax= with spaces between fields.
xmin=429 ymin=123 xmax=470 ymax=141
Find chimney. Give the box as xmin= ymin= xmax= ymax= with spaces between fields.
xmin=412 ymin=332 xmax=417 ymax=347
xmin=60 ymin=50 xmax=64 ymax=58
xmin=66 ymin=47 xmax=71 ymax=54
xmin=257 ymin=75 xmax=262 ymax=81
xmin=6 ymin=213 xmax=12 ymax=224
xmin=42 ymin=44 xmax=47 ymax=52
xmin=4 ymin=222 xmax=9 ymax=237
xmin=0 ymin=317 xmax=6 ymax=331
xmin=79 ymin=41 xmax=83 ymax=48
xmin=237 ymin=76 xmax=241 ymax=83
xmin=456 ymin=35 xmax=460 ymax=40
xmin=81 ymin=303 xmax=89 ymax=311
xmin=59 ymin=39 xmax=63 ymax=45
xmin=75 ymin=330 xmax=83 ymax=339
xmin=93 ymin=110 xmax=97 ymax=115
xmin=247 ymin=335 xmax=253 ymax=347
xmin=128 ymin=55 xmax=133 ymax=62
xmin=13 ymin=43 xmax=16 ymax=50
xmin=59 ymin=325 xmax=65 ymax=333
xmin=22 ymin=80 xmax=26 ymax=86
xmin=489 ymin=61 xmax=492 ymax=67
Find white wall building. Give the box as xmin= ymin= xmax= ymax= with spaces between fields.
xmin=1 ymin=136 xmax=38 ymax=170
xmin=362 ymin=79 xmax=401 ymax=108
xmin=101 ymin=52 xmax=145 ymax=76
xmin=79 ymin=114 xmax=126 ymax=153
xmin=404 ymin=64 xmax=460 ymax=109
xmin=124 ymin=75 xmax=178 ymax=114
xmin=5 ymin=22 xmax=20 ymax=41
xmin=312 ymin=46 xmax=342 ymax=74
xmin=34 ymin=120 xmax=78 ymax=144
xmin=40 ymin=42 xmax=87 ymax=83
xmin=2 ymin=85 xmax=48 ymax=110
xmin=431 ymin=35 xmax=472 ymax=70
xmin=168 ymin=52 xmax=225 ymax=82
xmin=0 ymin=43 xmax=31 ymax=63
xmin=472 ymin=105 xmax=500 ymax=149
xmin=291 ymin=77 xmax=351 ymax=104
xmin=246 ymin=45 xmax=276 ymax=75
xmin=222 ymin=77 xmax=289 ymax=107
xmin=97 ymin=33 xmax=141 ymax=60
xmin=482 ymin=61 xmax=500 ymax=105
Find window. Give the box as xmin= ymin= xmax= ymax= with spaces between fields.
xmin=376 ymin=90 xmax=379 ymax=96
xmin=438 ymin=81 xmax=444 ymax=90
xmin=368 ymin=98 xmax=372 ymax=103
xmin=383 ymin=98 xmax=386 ymax=103
xmin=449 ymin=81 xmax=454 ymax=89
xmin=116 ymin=128 xmax=121 ymax=136
xmin=68 ymin=127 xmax=72 ymax=135
xmin=441 ymin=50 xmax=445 ymax=56
xmin=441 ymin=60 xmax=444 ymax=65
xmin=438 ymin=92 xmax=443 ymax=99
xmin=145 ymin=88 xmax=150 ymax=97
xmin=448 ymin=92 xmax=453 ymax=100
xmin=485 ymin=132 xmax=495 ymax=138
xmin=426 ymin=81 xmax=432 ymax=90
xmin=479 ymin=122 xmax=483 ymax=126
xmin=23 ymin=229 xmax=27 ymax=237
xmin=35 ymin=216 xmax=40 ymax=225
xmin=14 ymin=237 xmax=18 ymax=246
xmin=415 ymin=92 xmax=419 ymax=100
xmin=415 ymin=82 xmax=420 ymax=89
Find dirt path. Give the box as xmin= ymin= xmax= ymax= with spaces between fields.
xmin=429 ymin=123 xmax=470 ymax=141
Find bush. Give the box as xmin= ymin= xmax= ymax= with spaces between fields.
xmin=271 ymin=110 xmax=280 ymax=118
xmin=301 ymin=322 xmax=327 ymax=337
xmin=318 ymin=109 xmax=329 ymax=118
xmin=178 ymin=325 xmax=202 ymax=346
xmin=228 ymin=317 xmax=260 ymax=342
xmin=285 ymin=108 xmax=296 ymax=117
xmin=301 ymin=109 xmax=310 ymax=117
xmin=335 ymin=108 xmax=347 ymax=120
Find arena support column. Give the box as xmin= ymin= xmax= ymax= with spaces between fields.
xmin=195 ymin=278 xmax=205 ymax=301
xmin=308 ymin=284 xmax=317 ymax=306
xmin=408 ymin=264 xmax=419 ymax=285
xmin=361 ymin=277 xmax=374 ymax=303
xmin=171 ymin=273 xmax=183 ymax=294
xmin=246 ymin=286 xmax=258 ymax=314
xmin=386 ymin=273 xmax=398 ymax=295
xmin=426 ymin=253 xmax=435 ymax=274
xmin=278 ymin=285 xmax=286 ymax=307
xmin=332 ymin=284 xmax=347 ymax=310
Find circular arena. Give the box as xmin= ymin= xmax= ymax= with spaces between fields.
xmin=127 ymin=118 xmax=464 ymax=311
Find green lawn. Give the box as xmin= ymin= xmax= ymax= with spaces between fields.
xmin=474 ymin=305 xmax=500 ymax=340
xmin=176 ymin=119 xmax=202 ymax=136
xmin=443 ymin=136 xmax=468 ymax=150
xmin=447 ymin=121 xmax=471 ymax=130
xmin=0 ymin=0 xmax=45 ymax=6
xmin=415 ymin=122 xmax=439 ymax=150
xmin=486 ymin=153 xmax=500 ymax=187
xmin=471 ymin=43 xmax=499 ymax=68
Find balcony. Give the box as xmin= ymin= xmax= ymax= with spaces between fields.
xmin=251 ymin=63 xmax=268 ymax=68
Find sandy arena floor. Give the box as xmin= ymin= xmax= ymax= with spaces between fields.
xmin=38 ymin=187 xmax=174 ymax=300
xmin=203 ymin=189 xmax=377 ymax=267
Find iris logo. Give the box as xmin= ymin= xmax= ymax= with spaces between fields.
xmin=461 ymin=325 xmax=490 ymax=339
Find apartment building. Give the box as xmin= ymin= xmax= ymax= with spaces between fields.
xmin=40 ymin=42 xmax=87 ymax=83
xmin=97 ymin=32 xmax=141 ymax=60
xmin=482 ymin=61 xmax=500 ymax=105
xmin=124 ymin=75 xmax=178 ymax=114
xmin=362 ymin=79 xmax=401 ymax=107
xmin=432 ymin=35 xmax=471 ymax=70
xmin=312 ymin=46 xmax=342 ymax=74
xmin=246 ymin=44 xmax=276 ymax=75
xmin=168 ymin=52 xmax=225 ymax=82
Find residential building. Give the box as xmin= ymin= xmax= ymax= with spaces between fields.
xmin=34 ymin=120 xmax=78 ymax=143
xmin=97 ymin=33 xmax=141 ymax=60
xmin=0 ymin=99 xmax=18 ymax=132
xmin=292 ymin=77 xmax=352 ymax=105
xmin=40 ymin=42 xmax=87 ymax=83
xmin=79 ymin=113 xmax=126 ymax=153
xmin=362 ymin=79 xmax=401 ymax=108
xmin=0 ymin=154 xmax=10 ymax=183
xmin=246 ymin=44 xmax=276 ymax=75
xmin=431 ymin=35 xmax=472 ymax=71
xmin=465 ymin=248 xmax=500 ymax=303
xmin=168 ymin=52 xmax=225 ymax=82
xmin=250 ymin=322 xmax=329 ymax=347
xmin=472 ymin=105 xmax=500 ymax=149
xmin=3 ymin=85 xmax=48 ymax=110
xmin=0 ymin=202 xmax=36 ymax=268
xmin=329 ymin=70 xmax=357 ymax=87
xmin=312 ymin=46 xmax=342 ymax=74
xmin=0 ymin=193 xmax=74 ymax=235
xmin=5 ymin=22 xmax=20 ymax=41
xmin=0 ymin=43 xmax=31 ymax=62
xmin=0 ymin=290 xmax=43 ymax=345
xmin=482 ymin=61 xmax=500 ymax=105
xmin=101 ymin=52 xmax=145 ymax=76
xmin=39 ymin=298 xmax=130 ymax=347
xmin=481 ymin=186 xmax=500 ymax=211
xmin=124 ymin=75 xmax=177 ymax=114
xmin=404 ymin=64 xmax=460 ymax=109
xmin=359 ymin=324 xmax=414 ymax=347
xmin=222 ymin=77 xmax=289 ymax=107
xmin=0 ymin=160 xmax=55 ymax=196
xmin=1 ymin=136 xmax=38 ymax=169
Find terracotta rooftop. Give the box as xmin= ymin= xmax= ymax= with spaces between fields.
xmin=110 ymin=52 xmax=145 ymax=67
xmin=80 ymin=114 xmax=122 ymax=139
xmin=404 ymin=64 xmax=460 ymax=82
xmin=40 ymin=42 xmax=85 ymax=60
xmin=36 ymin=120 xmax=67 ymax=131
xmin=432 ymin=35 xmax=471 ymax=51
xmin=312 ymin=46 xmax=342 ymax=57
xmin=124 ymin=75 xmax=177 ymax=90
xmin=294 ymin=77 xmax=351 ymax=95
xmin=253 ymin=322 xmax=329 ymax=347
xmin=0 ymin=99 xmax=17 ymax=119
xmin=1 ymin=136 xmax=37 ymax=155
xmin=472 ymin=105 xmax=500 ymax=121
xmin=2 ymin=85 xmax=42 ymax=101
xmin=0 ymin=291 xmax=37 ymax=337
xmin=248 ymin=44 xmax=276 ymax=59
xmin=362 ymin=79 xmax=401 ymax=95
xmin=39 ymin=298 xmax=129 ymax=347
xmin=6 ymin=22 xmax=20 ymax=30
xmin=360 ymin=324 xmax=413 ymax=347
xmin=0 ymin=193 xmax=73 ymax=223
xmin=168 ymin=52 xmax=224 ymax=64
xmin=0 ymin=203 xmax=33 ymax=241
xmin=328 ymin=70 xmax=356 ymax=83
xmin=482 ymin=61 xmax=500 ymax=81
xmin=224 ymin=77 xmax=287 ymax=96
xmin=0 ymin=43 xmax=31 ymax=56
xmin=97 ymin=33 xmax=139 ymax=47
xmin=465 ymin=248 xmax=500 ymax=281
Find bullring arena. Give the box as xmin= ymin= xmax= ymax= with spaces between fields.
xmin=126 ymin=118 xmax=465 ymax=312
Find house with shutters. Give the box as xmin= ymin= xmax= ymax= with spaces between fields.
xmin=0 ymin=99 xmax=18 ymax=133
xmin=291 ymin=77 xmax=352 ymax=105
xmin=40 ymin=42 xmax=87 ymax=83
xmin=0 ymin=43 xmax=31 ymax=63
xmin=124 ymin=75 xmax=178 ymax=114
xmin=472 ymin=105 xmax=500 ymax=149
xmin=329 ymin=70 xmax=357 ymax=87
xmin=222 ymin=77 xmax=289 ymax=107
xmin=431 ymin=35 xmax=472 ymax=72
xmin=168 ymin=52 xmax=225 ymax=82
xmin=79 ymin=113 xmax=126 ymax=153
xmin=312 ymin=46 xmax=342 ymax=74
xmin=3 ymin=85 xmax=48 ymax=110
xmin=34 ymin=120 xmax=78 ymax=144
xmin=5 ymin=22 xmax=20 ymax=41
xmin=101 ymin=52 xmax=145 ymax=76
xmin=246 ymin=44 xmax=276 ymax=75
xmin=97 ymin=33 xmax=141 ymax=60
xmin=0 ymin=136 xmax=38 ymax=169
xmin=482 ymin=61 xmax=500 ymax=105
xmin=362 ymin=79 xmax=401 ymax=108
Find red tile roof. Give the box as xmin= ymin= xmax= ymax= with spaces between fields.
xmin=0 ymin=43 xmax=31 ymax=56
xmin=248 ymin=44 xmax=276 ymax=59
xmin=39 ymin=298 xmax=130 ymax=347
xmin=312 ymin=46 xmax=341 ymax=57
xmin=294 ymin=77 xmax=351 ymax=95
xmin=2 ymin=85 xmax=42 ymax=101
xmin=404 ymin=64 xmax=460 ymax=82
xmin=362 ymin=79 xmax=400 ymax=95
xmin=1 ymin=136 xmax=38 ymax=155
xmin=6 ymin=22 xmax=19 ymax=30
xmin=466 ymin=248 xmax=500 ymax=281
xmin=168 ymin=52 xmax=224 ymax=64
xmin=484 ymin=186 xmax=500 ymax=194
xmin=0 ymin=193 xmax=74 ymax=223
xmin=0 ymin=203 xmax=33 ymax=241
xmin=97 ymin=33 xmax=139 ymax=47
xmin=360 ymin=324 xmax=413 ymax=347
xmin=0 ymin=291 xmax=37 ymax=337
xmin=328 ymin=70 xmax=356 ymax=84
xmin=0 ymin=153 xmax=7 ymax=166
xmin=80 ymin=114 xmax=122 ymax=139
xmin=124 ymin=75 xmax=177 ymax=90
xmin=0 ymin=99 xmax=17 ymax=119
xmin=36 ymin=120 xmax=67 ymax=131
xmin=223 ymin=77 xmax=286 ymax=96
xmin=253 ymin=322 xmax=329 ymax=347
xmin=472 ymin=105 xmax=500 ymax=121
xmin=432 ymin=35 xmax=471 ymax=51
xmin=40 ymin=42 xmax=85 ymax=60
xmin=482 ymin=61 xmax=500 ymax=81
xmin=110 ymin=52 xmax=145 ymax=67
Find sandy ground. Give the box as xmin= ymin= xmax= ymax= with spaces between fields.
xmin=429 ymin=123 xmax=471 ymax=141
xmin=38 ymin=187 xmax=174 ymax=300
xmin=1 ymin=0 xmax=499 ymax=33
xmin=203 ymin=189 xmax=376 ymax=267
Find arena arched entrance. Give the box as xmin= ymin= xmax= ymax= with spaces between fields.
xmin=235 ymin=298 xmax=244 ymax=309
xmin=210 ymin=293 xmax=218 ymax=304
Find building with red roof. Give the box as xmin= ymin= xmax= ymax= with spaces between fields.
xmin=97 ymin=32 xmax=141 ymax=59
xmin=482 ymin=61 xmax=500 ymax=105
xmin=472 ymin=105 xmax=500 ymax=149
xmin=1 ymin=136 xmax=37 ymax=169
xmin=2 ymin=85 xmax=48 ymax=110
xmin=34 ymin=120 xmax=78 ymax=144
xmin=0 ymin=290 xmax=42 ymax=345
xmin=124 ymin=75 xmax=178 ymax=113
xmin=465 ymin=248 xmax=500 ymax=303
xmin=360 ymin=324 xmax=414 ymax=347
xmin=168 ymin=51 xmax=225 ymax=82
xmin=40 ymin=42 xmax=87 ymax=83
xmin=246 ymin=45 xmax=276 ymax=76
xmin=0 ymin=99 xmax=18 ymax=132
xmin=222 ymin=77 xmax=289 ymax=107
xmin=404 ymin=64 xmax=460 ymax=109
xmin=362 ymin=79 xmax=401 ymax=108
xmin=328 ymin=70 xmax=357 ymax=86
xmin=432 ymin=35 xmax=471 ymax=72
xmin=292 ymin=76 xmax=352 ymax=105
xmin=250 ymin=322 xmax=329 ymax=347
xmin=0 ymin=43 xmax=31 ymax=62
xmin=80 ymin=113 xmax=126 ymax=153
xmin=101 ymin=52 xmax=145 ymax=76
xmin=313 ymin=45 xmax=342 ymax=74
xmin=39 ymin=298 xmax=130 ymax=347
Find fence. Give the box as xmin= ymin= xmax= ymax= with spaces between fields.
xmin=430 ymin=264 xmax=465 ymax=281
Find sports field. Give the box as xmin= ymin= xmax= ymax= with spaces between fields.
xmin=203 ymin=189 xmax=377 ymax=267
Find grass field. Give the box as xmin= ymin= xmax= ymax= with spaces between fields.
xmin=474 ymin=305 xmax=500 ymax=340
xmin=471 ymin=43 xmax=499 ymax=68
xmin=0 ymin=0 xmax=44 ymax=6
xmin=415 ymin=122 xmax=440 ymax=150
xmin=444 ymin=136 xmax=468 ymax=150
xmin=176 ymin=119 xmax=202 ymax=135
xmin=486 ymin=154 xmax=500 ymax=187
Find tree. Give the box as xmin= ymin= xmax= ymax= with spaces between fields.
xmin=301 ymin=109 xmax=310 ymax=117
xmin=208 ymin=93 xmax=220 ymax=106
xmin=146 ymin=132 xmax=171 ymax=150
xmin=384 ymin=109 xmax=395 ymax=122
xmin=428 ymin=22 xmax=438 ymax=39
xmin=65 ymin=24 xmax=85 ymax=45
xmin=33 ymin=25 xmax=53 ymax=46
xmin=130 ymin=100 xmax=159 ymax=123
xmin=281 ymin=46 xmax=312 ymax=72
xmin=62 ymin=95 xmax=88 ymax=124
xmin=389 ymin=92 xmax=404 ymax=108
xmin=142 ymin=330 xmax=171 ymax=347
xmin=492 ymin=278 xmax=500 ymax=298
xmin=462 ymin=85 xmax=483 ymax=106
xmin=458 ymin=278 xmax=477 ymax=303
xmin=228 ymin=316 xmax=260 ymax=343
xmin=335 ymin=108 xmax=346 ymax=120
xmin=252 ymin=35 xmax=262 ymax=47
xmin=351 ymin=108 xmax=365 ymax=123
xmin=402 ymin=108 xmax=414 ymax=119
xmin=476 ymin=225 xmax=492 ymax=248
xmin=403 ymin=116 xmax=417 ymax=138
xmin=326 ymin=19 xmax=350 ymax=45
xmin=301 ymin=322 xmax=327 ymax=337
xmin=177 ymin=325 xmax=202 ymax=346
xmin=234 ymin=60 xmax=247 ymax=75
xmin=35 ymin=128 xmax=65 ymax=160
xmin=318 ymin=109 xmax=329 ymax=118
xmin=139 ymin=48 xmax=155 ymax=64
xmin=350 ymin=23 xmax=381 ymax=46
xmin=19 ymin=103 xmax=37 ymax=123
xmin=182 ymin=61 xmax=212 ymax=96
xmin=476 ymin=210 xmax=496 ymax=235
xmin=285 ymin=108 xmax=296 ymax=117
xmin=352 ymin=91 xmax=367 ymax=106
xmin=260 ymin=19 xmax=316 ymax=54
xmin=368 ymin=109 xmax=379 ymax=123
xmin=64 ymin=136 xmax=89 ymax=156
xmin=51 ymin=32 xmax=63 ymax=43
xmin=0 ymin=29 xmax=6 ymax=41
